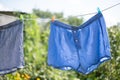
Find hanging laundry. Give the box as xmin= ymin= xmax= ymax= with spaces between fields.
xmin=0 ymin=14 xmax=17 ymax=26
xmin=0 ymin=20 xmax=24 ymax=75
xmin=47 ymin=12 xmax=111 ymax=74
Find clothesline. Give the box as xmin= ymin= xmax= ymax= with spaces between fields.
xmin=22 ymin=2 xmax=120 ymax=21
xmin=74 ymin=2 xmax=120 ymax=17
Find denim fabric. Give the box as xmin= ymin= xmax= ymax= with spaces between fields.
xmin=47 ymin=13 xmax=111 ymax=74
xmin=0 ymin=20 xmax=24 ymax=75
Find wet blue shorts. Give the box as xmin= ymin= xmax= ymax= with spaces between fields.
xmin=0 ymin=20 xmax=24 ymax=75
xmin=47 ymin=13 xmax=111 ymax=74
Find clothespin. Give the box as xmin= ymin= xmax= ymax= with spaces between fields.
xmin=52 ymin=15 xmax=55 ymax=22
xmin=20 ymin=14 xmax=24 ymax=21
xmin=97 ymin=7 xmax=101 ymax=13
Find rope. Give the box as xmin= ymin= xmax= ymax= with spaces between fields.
xmin=74 ymin=2 xmax=120 ymax=17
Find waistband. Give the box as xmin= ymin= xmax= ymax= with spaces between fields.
xmin=0 ymin=20 xmax=23 ymax=30
xmin=51 ymin=13 xmax=103 ymax=30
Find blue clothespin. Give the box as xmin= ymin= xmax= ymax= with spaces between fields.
xmin=97 ymin=7 xmax=101 ymax=13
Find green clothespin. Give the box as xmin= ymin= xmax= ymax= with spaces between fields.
xmin=97 ymin=7 xmax=101 ymax=13
xmin=20 ymin=14 xmax=24 ymax=21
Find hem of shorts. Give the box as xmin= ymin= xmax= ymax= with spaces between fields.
xmin=48 ymin=64 xmax=77 ymax=71
xmin=0 ymin=20 xmax=22 ymax=30
xmin=77 ymin=56 xmax=111 ymax=75
xmin=48 ymin=56 xmax=111 ymax=74
xmin=51 ymin=13 xmax=102 ymax=30
xmin=0 ymin=65 xmax=24 ymax=75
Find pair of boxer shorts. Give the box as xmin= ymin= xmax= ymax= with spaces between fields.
xmin=47 ymin=12 xmax=111 ymax=74
xmin=0 ymin=20 xmax=24 ymax=75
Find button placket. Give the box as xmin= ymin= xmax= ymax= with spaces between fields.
xmin=73 ymin=30 xmax=78 ymax=45
xmin=72 ymin=29 xmax=81 ymax=70
xmin=72 ymin=29 xmax=81 ymax=49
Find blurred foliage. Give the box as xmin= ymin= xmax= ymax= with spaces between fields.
xmin=67 ymin=16 xmax=83 ymax=26
xmin=33 ymin=9 xmax=63 ymax=18
xmin=0 ymin=10 xmax=120 ymax=80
